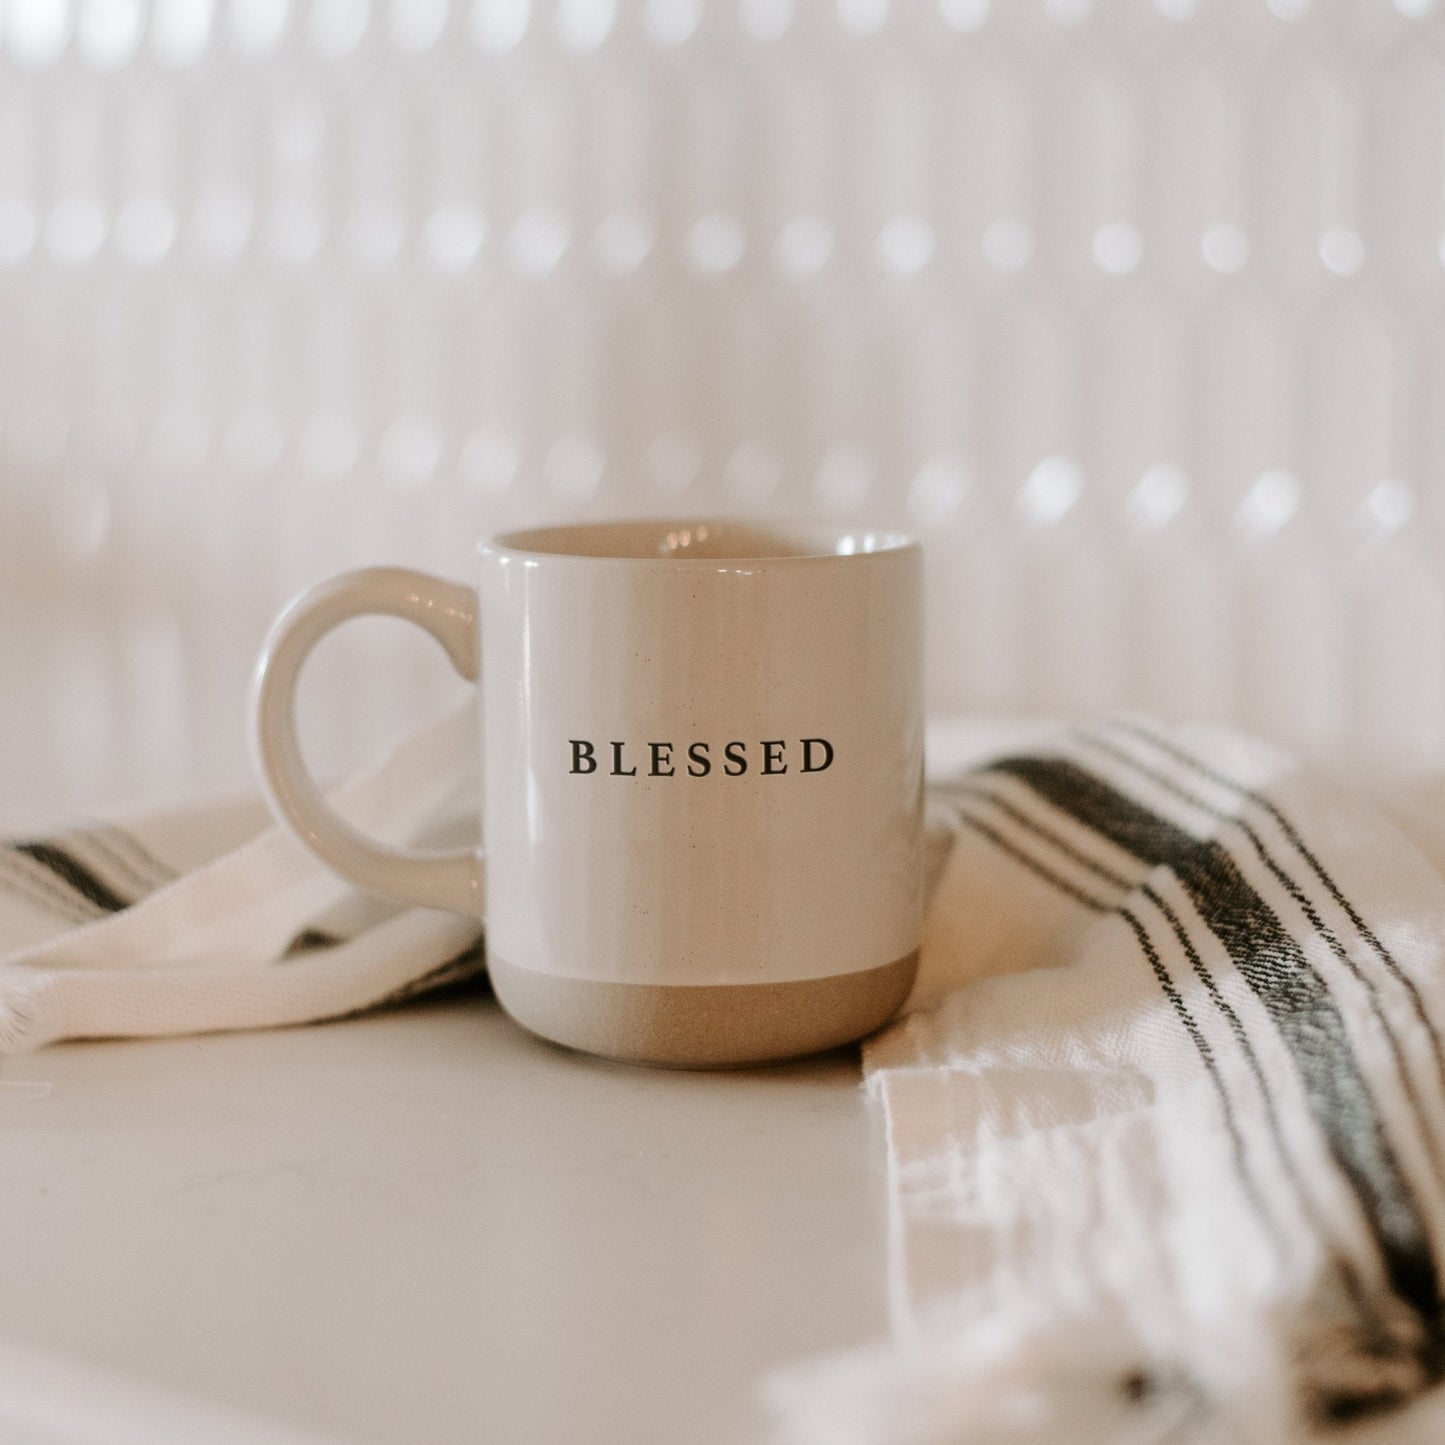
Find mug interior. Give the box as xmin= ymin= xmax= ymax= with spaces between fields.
xmin=488 ymin=519 xmax=914 ymax=562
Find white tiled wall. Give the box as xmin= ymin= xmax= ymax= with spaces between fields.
xmin=2 ymin=0 xmax=1445 ymax=814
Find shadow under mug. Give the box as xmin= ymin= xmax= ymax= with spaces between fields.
xmin=252 ymin=519 xmax=924 ymax=1067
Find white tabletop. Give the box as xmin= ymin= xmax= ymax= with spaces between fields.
xmin=0 ymin=995 xmax=886 ymax=1445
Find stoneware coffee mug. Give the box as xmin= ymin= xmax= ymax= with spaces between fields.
xmin=252 ymin=519 xmax=923 ymax=1066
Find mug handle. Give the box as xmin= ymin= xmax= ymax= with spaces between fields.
xmin=251 ymin=567 xmax=484 ymax=917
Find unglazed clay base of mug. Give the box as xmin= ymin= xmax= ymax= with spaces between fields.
xmin=487 ymin=953 xmax=919 ymax=1068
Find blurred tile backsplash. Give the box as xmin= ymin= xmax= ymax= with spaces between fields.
xmin=2 ymin=0 xmax=1445 ymax=813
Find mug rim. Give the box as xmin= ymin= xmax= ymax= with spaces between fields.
xmin=482 ymin=518 xmax=919 ymax=564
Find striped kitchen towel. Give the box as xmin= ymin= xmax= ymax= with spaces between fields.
xmin=0 ymin=707 xmax=486 ymax=1052
xmin=771 ymin=718 xmax=1445 ymax=1445
xmin=11 ymin=709 xmax=1445 ymax=1444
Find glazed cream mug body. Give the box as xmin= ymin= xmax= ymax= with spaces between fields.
xmin=252 ymin=519 xmax=923 ymax=1066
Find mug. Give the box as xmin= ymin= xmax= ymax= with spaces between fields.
xmin=252 ymin=519 xmax=923 ymax=1066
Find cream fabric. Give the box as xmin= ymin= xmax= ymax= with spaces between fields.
xmin=771 ymin=719 xmax=1445 ymax=1444
xmin=10 ymin=710 xmax=1445 ymax=1442
xmin=0 ymin=708 xmax=484 ymax=1052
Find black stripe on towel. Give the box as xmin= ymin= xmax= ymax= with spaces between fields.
xmin=949 ymin=799 xmax=1286 ymax=1258
xmin=93 ymin=824 xmax=178 ymax=887
xmin=12 ymin=841 xmax=131 ymax=913
xmin=1082 ymin=729 xmax=1445 ymax=1196
xmin=955 ymin=780 xmax=1309 ymax=1199
xmin=948 ymin=805 xmax=1114 ymax=914
xmin=987 ymin=754 xmax=1445 ymax=1374
xmin=1112 ymin=720 xmax=1445 ymax=1111
xmin=956 ymin=784 xmax=1389 ymax=1307
xmin=74 ymin=826 xmax=175 ymax=898
xmin=0 ymin=854 xmax=101 ymax=925
xmin=949 ymin=775 xmax=1428 ymax=1414
xmin=283 ymin=928 xmax=347 ymax=957
xmin=337 ymin=938 xmax=490 ymax=1020
xmin=939 ymin=780 xmax=1137 ymax=892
